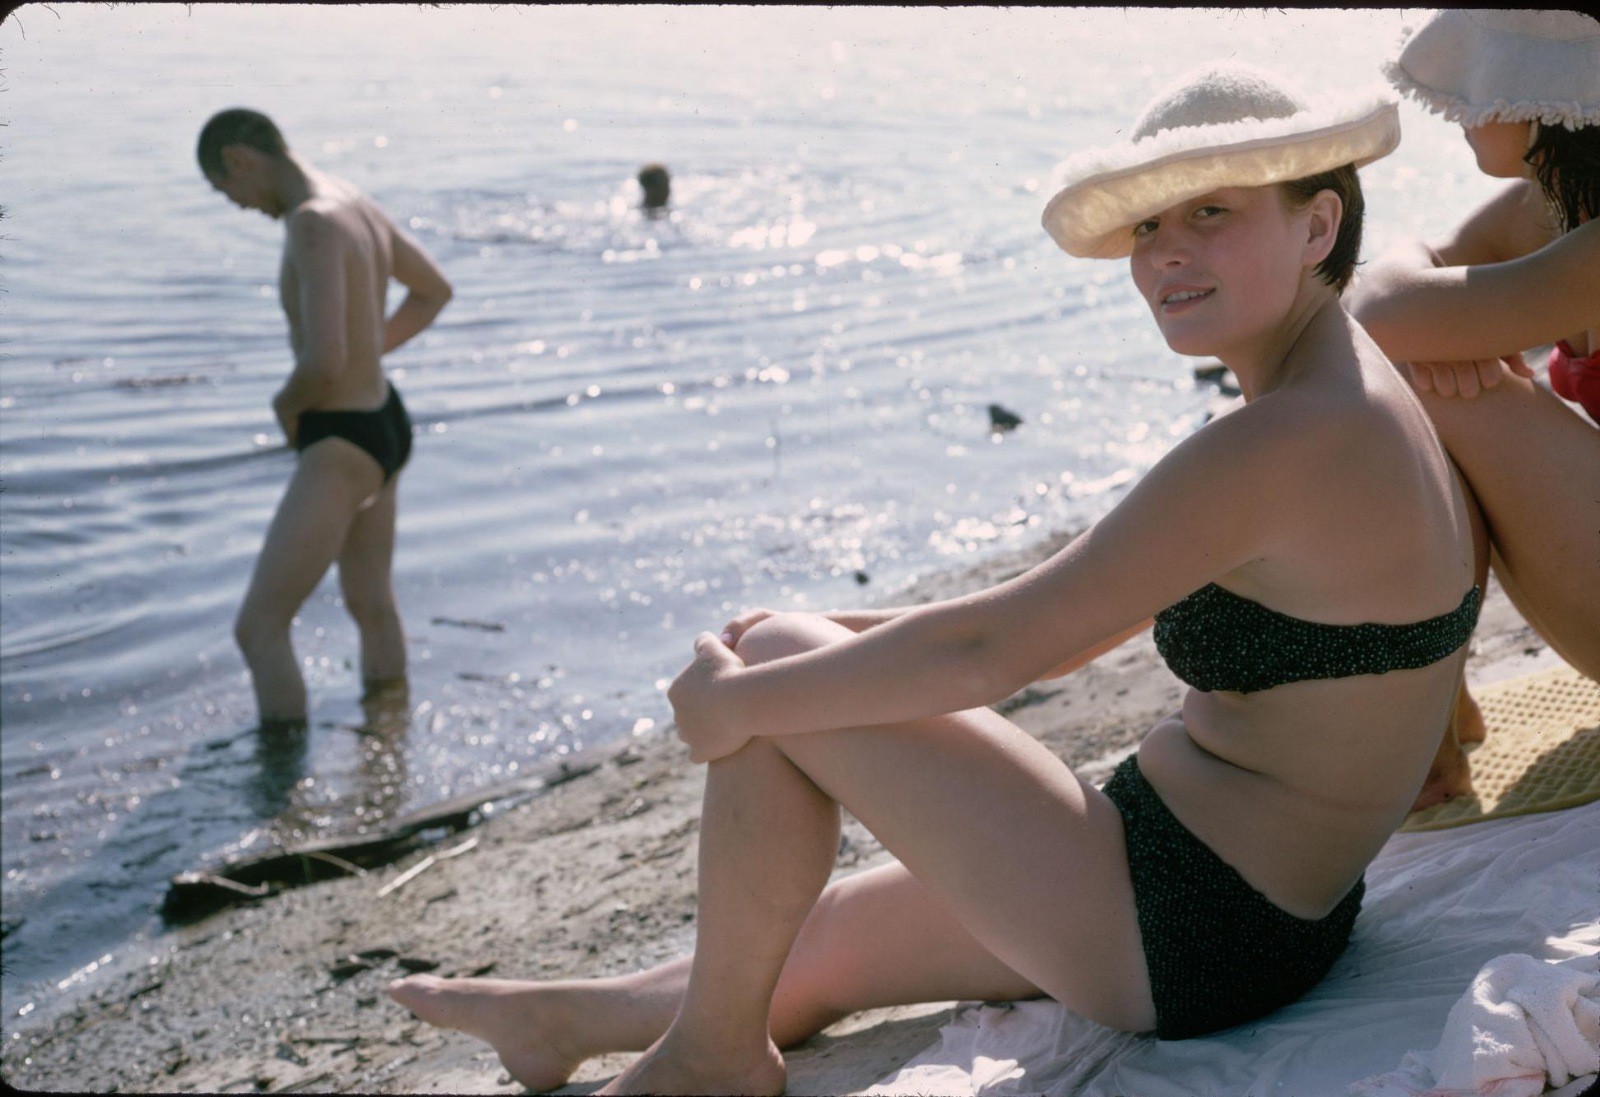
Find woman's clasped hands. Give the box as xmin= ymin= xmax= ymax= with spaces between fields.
xmin=1405 ymin=352 xmax=1532 ymax=398
xmin=668 ymin=609 xmax=776 ymax=764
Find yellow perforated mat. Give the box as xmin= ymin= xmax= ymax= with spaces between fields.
xmin=1401 ymin=665 xmax=1600 ymax=833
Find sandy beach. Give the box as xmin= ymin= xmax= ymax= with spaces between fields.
xmin=4 ymin=2 xmax=1501 ymax=1033
xmin=0 ymin=530 xmax=1559 ymax=1096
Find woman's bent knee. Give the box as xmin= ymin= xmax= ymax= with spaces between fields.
xmin=733 ymin=612 xmax=851 ymax=666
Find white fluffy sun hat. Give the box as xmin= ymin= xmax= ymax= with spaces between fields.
xmin=1383 ymin=9 xmax=1600 ymax=132
xmin=1042 ymin=63 xmax=1400 ymax=260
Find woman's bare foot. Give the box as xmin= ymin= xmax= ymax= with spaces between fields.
xmin=1452 ymin=684 xmax=1487 ymax=745
xmin=387 ymin=974 xmax=587 ymax=1092
xmin=1410 ymin=682 xmax=1487 ymax=812
xmin=596 ymin=1031 xmax=785 ymax=1097
xmin=1411 ymin=728 xmax=1475 ymax=812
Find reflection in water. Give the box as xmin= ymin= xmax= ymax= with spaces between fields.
xmin=246 ymin=683 xmax=412 ymax=840
xmin=350 ymin=682 xmax=412 ymax=834
xmin=248 ymin=719 xmax=309 ymax=820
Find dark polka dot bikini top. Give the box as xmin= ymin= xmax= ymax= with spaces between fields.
xmin=1154 ymin=582 xmax=1482 ymax=695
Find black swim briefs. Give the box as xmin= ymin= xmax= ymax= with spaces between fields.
xmin=295 ymin=383 xmax=413 ymax=482
xmin=1103 ymin=755 xmax=1364 ymax=1040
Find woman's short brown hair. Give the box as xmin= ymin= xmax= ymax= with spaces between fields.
xmin=1278 ymin=164 xmax=1365 ymax=294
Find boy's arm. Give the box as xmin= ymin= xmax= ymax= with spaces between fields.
xmin=382 ymin=219 xmax=452 ymax=355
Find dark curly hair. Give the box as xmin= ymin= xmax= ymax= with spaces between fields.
xmin=1526 ymin=122 xmax=1600 ymax=233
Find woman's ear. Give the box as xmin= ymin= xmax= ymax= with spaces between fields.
xmin=1303 ymin=190 xmax=1342 ymax=271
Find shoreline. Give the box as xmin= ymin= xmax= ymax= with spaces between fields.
xmin=0 ymin=531 xmax=1560 ymax=1095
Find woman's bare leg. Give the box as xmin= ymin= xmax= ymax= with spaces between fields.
xmin=391 ymin=614 xmax=1145 ymax=1093
xmin=1411 ymin=379 xmax=1600 ymax=810
xmin=1413 ymin=464 xmax=1491 ymax=811
xmin=389 ymin=860 xmax=1043 ymax=1091
xmin=1426 ymin=378 xmax=1600 ymax=675
xmin=598 ymin=712 xmax=835 ymax=1094
xmin=597 ymin=613 xmax=1150 ymax=1095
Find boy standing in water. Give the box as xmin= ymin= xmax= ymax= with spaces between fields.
xmin=197 ymin=108 xmax=452 ymax=728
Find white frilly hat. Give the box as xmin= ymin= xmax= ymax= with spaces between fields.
xmin=1384 ymin=9 xmax=1600 ymax=131
xmin=1042 ymin=63 xmax=1400 ymax=260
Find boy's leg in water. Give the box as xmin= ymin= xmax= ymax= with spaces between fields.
xmin=234 ymin=438 xmax=384 ymax=724
xmin=336 ymin=477 xmax=407 ymax=692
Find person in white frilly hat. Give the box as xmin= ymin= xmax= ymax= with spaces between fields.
xmin=389 ymin=64 xmax=1486 ymax=1092
xmin=1351 ymin=10 xmax=1600 ymax=812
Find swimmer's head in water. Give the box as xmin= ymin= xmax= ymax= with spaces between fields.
xmin=638 ymin=163 xmax=671 ymax=210
xmin=1041 ymin=63 xmax=1397 ymax=262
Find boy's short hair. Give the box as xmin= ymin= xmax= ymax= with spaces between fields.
xmin=1279 ymin=164 xmax=1365 ymax=295
xmin=197 ymin=108 xmax=288 ymax=178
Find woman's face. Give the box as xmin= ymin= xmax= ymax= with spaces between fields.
xmin=1463 ymin=121 xmax=1533 ymax=178
xmin=1127 ymin=186 xmax=1311 ymax=360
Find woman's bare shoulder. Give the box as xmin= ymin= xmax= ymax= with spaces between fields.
xmin=1173 ymin=386 xmax=1368 ymax=506
xmin=1436 ymin=180 xmax=1559 ymax=265
xmin=1561 ymin=216 xmax=1600 ymax=260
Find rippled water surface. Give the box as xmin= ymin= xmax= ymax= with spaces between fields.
xmin=1 ymin=4 xmax=1499 ymax=1019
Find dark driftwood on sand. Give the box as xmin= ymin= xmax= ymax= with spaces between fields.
xmin=161 ymin=761 xmax=600 ymax=923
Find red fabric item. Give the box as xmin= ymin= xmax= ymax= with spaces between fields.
xmin=1549 ymin=341 xmax=1600 ymax=425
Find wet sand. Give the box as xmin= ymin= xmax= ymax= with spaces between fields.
xmin=0 ymin=533 xmax=1557 ymax=1095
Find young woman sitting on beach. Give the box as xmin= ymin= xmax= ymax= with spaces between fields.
xmin=1350 ymin=9 xmax=1600 ymax=808
xmin=389 ymin=63 xmax=1481 ymax=1095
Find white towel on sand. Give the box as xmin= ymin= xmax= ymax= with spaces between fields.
xmin=864 ymin=803 xmax=1599 ymax=1097
xmin=1349 ymin=952 xmax=1600 ymax=1097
